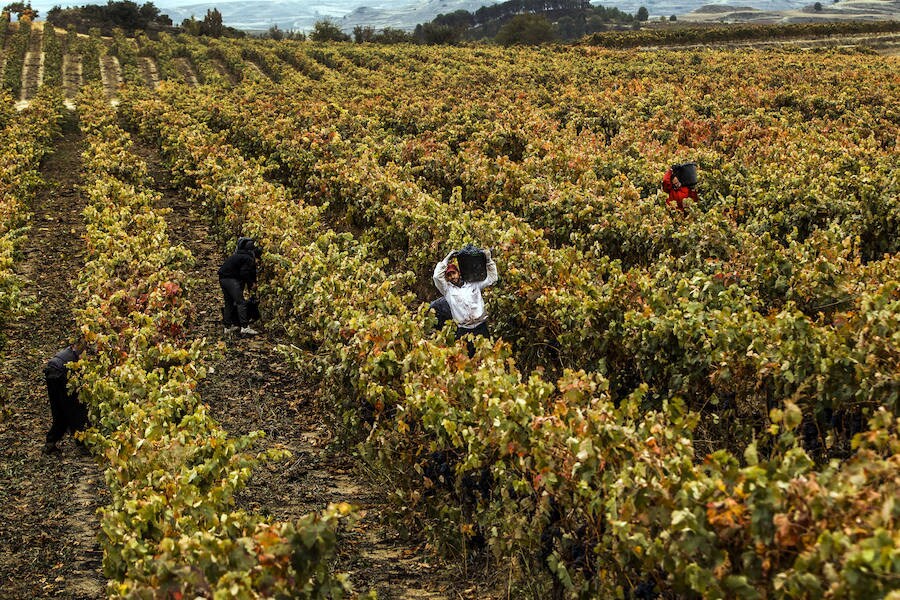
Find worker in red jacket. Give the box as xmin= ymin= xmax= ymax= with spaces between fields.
xmin=662 ymin=165 xmax=699 ymax=212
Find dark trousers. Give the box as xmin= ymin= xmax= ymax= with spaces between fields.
xmin=456 ymin=321 xmax=490 ymax=357
xmin=46 ymin=377 xmax=88 ymax=444
xmin=220 ymin=277 xmax=248 ymax=327
xmin=455 ymin=321 xmax=490 ymax=340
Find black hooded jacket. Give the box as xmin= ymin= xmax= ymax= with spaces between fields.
xmin=218 ymin=239 xmax=258 ymax=285
xmin=44 ymin=345 xmax=80 ymax=381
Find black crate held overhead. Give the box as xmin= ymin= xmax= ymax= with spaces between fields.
xmin=457 ymin=244 xmax=488 ymax=283
xmin=672 ymin=162 xmax=698 ymax=187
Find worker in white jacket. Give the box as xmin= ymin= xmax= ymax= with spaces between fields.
xmin=432 ymin=248 xmax=498 ymax=341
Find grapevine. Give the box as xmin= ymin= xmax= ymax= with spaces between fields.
xmin=7 ymin=28 xmax=895 ymax=597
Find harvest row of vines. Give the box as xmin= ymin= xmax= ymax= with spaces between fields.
xmin=1 ymin=21 xmax=897 ymax=599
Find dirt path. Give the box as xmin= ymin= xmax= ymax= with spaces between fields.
xmin=63 ymin=54 xmax=82 ymax=104
xmin=137 ymin=56 xmax=159 ymax=89
xmin=242 ymin=59 xmax=269 ymax=81
xmin=208 ymin=58 xmax=237 ymax=85
xmin=0 ymin=115 xmax=106 ymax=599
xmin=173 ymin=57 xmax=198 ymax=86
xmin=20 ymin=30 xmax=43 ymax=101
xmin=98 ymin=55 xmax=121 ymax=101
xmin=133 ymin=137 xmax=475 ymax=600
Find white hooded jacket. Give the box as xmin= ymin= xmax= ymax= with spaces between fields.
xmin=433 ymin=251 xmax=498 ymax=329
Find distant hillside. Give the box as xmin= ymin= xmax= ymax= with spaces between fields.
xmin=681 ymin=0 xmax=900 ymax=23
xmin=28 ymin=0 xmax=900 ymax=32
xmin=158 ymin=0 xmax=811 ymax=30
xmin=341 ymin=0 xmax=491 ymax=32
xmin=415 ymin=0 xmax=637 ymax=42
xmin=140 ymin=0 xmax=493 ymax=32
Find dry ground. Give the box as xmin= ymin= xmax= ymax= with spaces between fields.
xmin=0 ymin=114 xmax=106 ymax=600
xmin=0 ymin=109 xmax=499 ymax=600
xmin=137 ymin=140 xmax=495 ymax=599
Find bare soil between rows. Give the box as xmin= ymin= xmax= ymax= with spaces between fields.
xmin=0 ymin=115 xmax=106 ymax=599
xmin=0 ymin=108 xmax=500 ymax=600
xmin=135 ymin=140 xmax=491 ymax=598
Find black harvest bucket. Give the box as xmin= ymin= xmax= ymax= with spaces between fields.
xmin=673 ymin=162 xmax=698 ymax=187
xmin=457 ymin=244 xmax=487 ymax=283
xmin=672 ymin=162 xmax=698 ymax=187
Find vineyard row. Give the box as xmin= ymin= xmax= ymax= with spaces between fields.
xmin=147 ymin=61 xmax=899 ymax=457
xmin=73 ymin=88 xmax=352 ymax=597
xmin=120 ymin=83 xmax=900 ymax=598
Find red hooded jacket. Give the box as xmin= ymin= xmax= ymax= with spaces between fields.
xmin=663 ymin=168 xmax=698 ymax=212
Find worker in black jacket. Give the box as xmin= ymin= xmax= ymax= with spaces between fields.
xmin=43 ymin=343 xmax=88 ymax=454
xmin=218 ymin=237 xmax=261 ymax=336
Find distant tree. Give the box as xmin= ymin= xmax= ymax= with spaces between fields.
xmin=375 ymin=27 xmax=413 ymax=43
xmin=149 ymin=4 xmax=171 ymax=27
xmin=495 ymin=14 xmax=557 ymax=45
xmin=636 ymin=6 xmax=650 ymax=21
xmin=104 ymin=0 xmax=140 ymax=29
xmin=354 ymin=25 xmax=413 ymax=44
xmin=670 ymin=14 xmax=677 ymax=21
xmin=267 ymin=24 xmax=284 ymax=40
xmin=414 ymin=22 xmax=459 ymax=44
xmin=432 ymin=9 xmax=474 ymax=30
xmin=139 ymin=2 xmax=160 ymax=23
xmin=310 ymin=19 xmax=349 ymax=42
xmin=3 ymin=1 xmax=37 ymax=20
xmin=556 ymin=15 xmax=581 ymax=39
xmin=181 ymin=15 xmax=200 ymax=35
xmin=201 ymin=8 xmax=223 ymax=37
xmin=48 ymin=1 xmax=172 ymax=33
xmin=255 ymin=27 xmax=300 ymax=39
xmin=353 ymin=25 xmax=375 ymax=43
xmin=586 ymin=15 xmax=606 ymax=33
xmin=813 ymin=1 xmax=823 ymax=9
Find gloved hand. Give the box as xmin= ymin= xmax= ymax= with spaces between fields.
xmin=447 ymin=250 xmax=458 ymax=260
xmin=483 ymin=247 xmax=492 ymax=260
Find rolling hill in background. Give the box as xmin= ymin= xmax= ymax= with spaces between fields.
xmin=28 ymin=0 xmax=900 ymax=31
